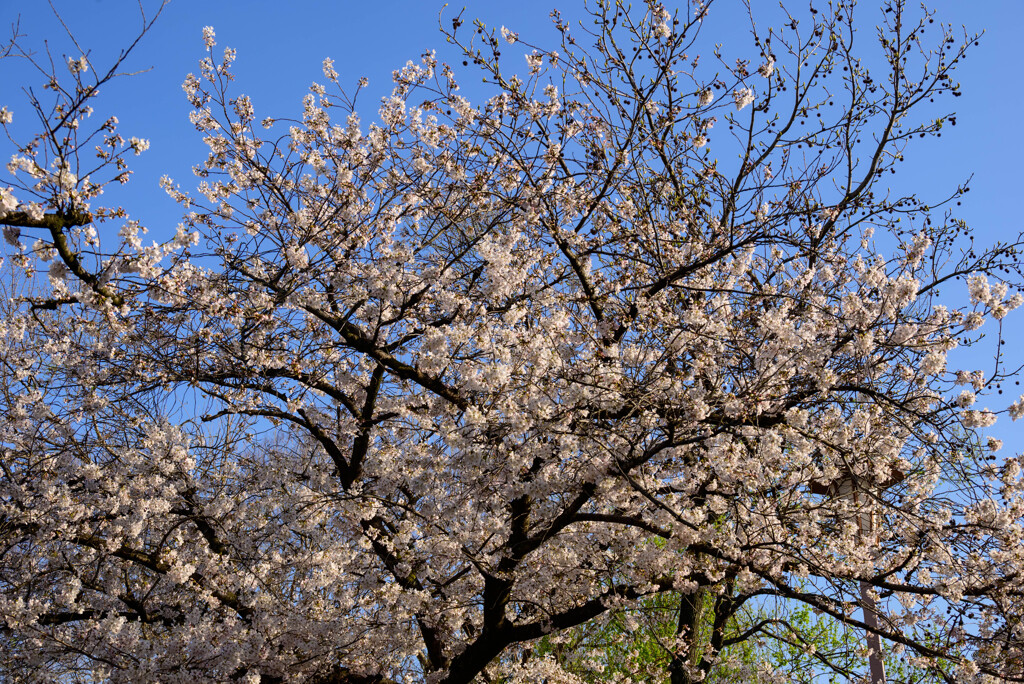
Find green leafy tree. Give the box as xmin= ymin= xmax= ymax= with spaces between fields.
xmin=533 ymin=590 xmax=950 ymax=683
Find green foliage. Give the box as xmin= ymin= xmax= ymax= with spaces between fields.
xmin=530 ymin=592 xmax=948 ymax=683
xmin=533 ymin=592 xmax=679 ymax=681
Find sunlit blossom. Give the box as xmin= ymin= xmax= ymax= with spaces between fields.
xmin=733 ymin=87 xmax=754 ymax=110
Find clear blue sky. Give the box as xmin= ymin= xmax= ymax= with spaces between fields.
xmin=2 ymin=0 xmax=1023 ymax=447
xmin=4 ymin=0 xmax=1021 ymax=232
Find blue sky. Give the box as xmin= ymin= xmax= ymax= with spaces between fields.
xmin=2 ymin=0 xmax=1023 ymax=448
xmin=3 ymin=0 xmax=1019 ymax=234
xmin=4 ymin=0 xmax=1021 ymax=230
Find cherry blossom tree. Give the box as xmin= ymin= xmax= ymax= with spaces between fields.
xmin=3 ymin=0 xmax=1024 ymax=682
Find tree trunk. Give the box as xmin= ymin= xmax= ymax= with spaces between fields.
xmin=669 ymin=588 xmax=706 ymax=684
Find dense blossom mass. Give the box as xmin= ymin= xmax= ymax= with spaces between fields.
xmin=1 ymin=0 xmax=1024 ymax=682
